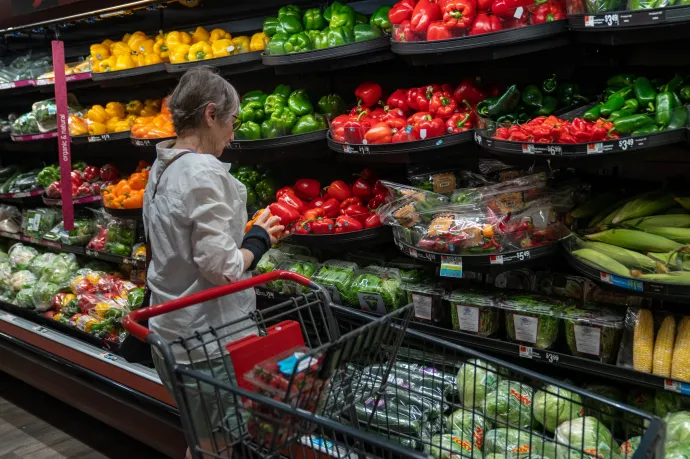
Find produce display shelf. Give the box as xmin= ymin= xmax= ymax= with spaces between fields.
xmin=568 ymin=5 xmax=690 ymax=31
xmin=287 ymin=226 xmax=392 ymax=249
xmin=72 ymin=131 xmax=130 ymax=144
xmin=43 ymin=195 xmax=102 ymax=206
xmin=130 ymin=136 xmax=175 ymax=148
xmin=390 ymin=21 xmax=569 ymax=64
xmin=165 ymin=51 xmax=263 ymax=74
xmin=405 ymin=319 xmax=690 ymax=394
xmin=90 ymin=64 xmax=166 ymax=82
xmin=261 ymin=37 xmax=392 ymax=68
xmin=394 ymin=236 xmax=559 ymax=268
xmin=474 ymin=128 xmax=687 ymax=157
xmin=327 ymin=130 xmax=473 ymax=155
xmin=34 ymin=72 xmax=92 ymax=86
xmin=227 ymin=129 xmax=327 ymax=150
xmin=0 ymin=79 xmax=35 ymax=91
xmin=11 ymin=132 xmax=58 ymax=142
xmin=0 ymin=189 xmax=45 ymax=199
xmin=563 ymin=248 xmax=690 ymax=303
xmin=104 ymin=206 xmax=143 ymax=220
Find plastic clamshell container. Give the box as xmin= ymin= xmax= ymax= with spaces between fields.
xmin=496 ymin=294 xmax=566 ymax=349
xmin=403 ymin=281 xmax=447 ymax=326
xmin=446 ymin=290 xmax=501 ymax=337
xmin=349 ymin=266 xmax=404 ymax=315
xmin=562 ymin=305 xmax=624 ymax=363
xmin=311 ymin=260 xmax=358 ymax=305
xmin=279 ymin=256 xmax=319 ymax=295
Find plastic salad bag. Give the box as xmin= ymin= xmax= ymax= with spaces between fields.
xmin=43 ymin=253 xmax=79 ymax=287
xmin=445 ymin=408 xmax=493 ymax=450
xmin=44 ymin=218 xmax=95 ymax=246
xmin=32 ymin=277 xmax=61 ymax=312
xmin=346 ymin=266 xmax=404 ymax=313
xmin=0 ymin=259 xmax=13 ymax=286
xmin=8 ymin=244 xmax=38 ymax=269
xmin=11 ymin=112 xmax=40 ymax=136
xmin=9 ymin=270 xmax=37 ymax=292
xmin=426 ymin=433 xmax=482 ymax=459
xmin=32 ymin=94 xmax=82 ymax=132
xmin=255 ymin=248 xmax=289 ymax=275
xmin=483 ymin=380 xmax=535 ymax=430
xmin=279 ymin=258 xmax=318 ymax=294
xmin=28 ymin=252 xmax=58 ymax=276
xmin=23 ymin=208 xmax=59 ymax=239
xmin=484 ymin=428 xmax=555 ymax=457
xmin=533 ymin=384 xmax=584 ymax=433
xmin=14 ymin=287 xmax=34 ymax=308
xmin=456 ymin=358 xmax=504 ymax=409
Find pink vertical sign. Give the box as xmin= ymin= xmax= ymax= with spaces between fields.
xmin=52 ymin=40 xmax=74 ymax=231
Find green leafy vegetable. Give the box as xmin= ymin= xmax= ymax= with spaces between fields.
xmin=483 ymin=380 xmax=535 ymax=430
xmin=456 ymin=359 xmax=502 ymax=409
xmin=533 ymin=384 xmax=584 ymax=433
xmin=665 ymin=411 xmax=690 ymax=443
xmin=448 ymin=291 xmax=499 ymax=337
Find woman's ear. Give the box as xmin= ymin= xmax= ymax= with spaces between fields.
xmin=204 ymin=102 xmax=217 ymax=128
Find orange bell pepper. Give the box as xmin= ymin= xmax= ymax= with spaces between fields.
xmin=128 ymin=173 xmax=147 ymax=190
xmin=122 ymin=190 xmax=144 ymax=209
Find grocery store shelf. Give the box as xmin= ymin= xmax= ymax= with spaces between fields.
xmin=327 ymin=130 xmax=473 ymax=156
xmin=166 ymin=51 xmax=264 ymax=74
xmin=72 ymin=131 xmax=131 ymax=144
xmin=287 ymin=226 xmax=392 ymax=249
xmin=91 ymin=64 xmax=166 ymax=82
xmin=35 ymin=72 xmax=93 ymax=87
xmin=43 ymin=195 xmax=103 ymax=206
xmin=11 ymin=132 xmax=58 ymax=142
xmin=131 ymin=136 xmax=176 ymax=148
xmin=228 ymin=129 xmax=328 ymax=150
xmin=0 ymin=189 xmax=44 ymax=199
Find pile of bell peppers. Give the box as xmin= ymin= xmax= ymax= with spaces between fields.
xmin=69 ymin=99 xmax=162 ymax=137
xmin=388 ymin=0 xmax=566 ymax=41
xmin=331 ymin=79 xmax=497 ymax=144
xmin=43 ymin=162 xmax=118 ymax=200
xmin=102 ymin=161 xmax=148 ymax=209
xmin=263 ymin=2 xmax=392 ymax=55
xmin=247 ymin=168 xmax=385 ymax=235
xmin=130 ymin=98 xmax=176 ymax=139
xmin=230 ymin=164 xmax=277 ymax=211
xmin=235 ymin=85 xmax=345 ymax=140
xmin=493 ymin=115 xmax=621 ymax=143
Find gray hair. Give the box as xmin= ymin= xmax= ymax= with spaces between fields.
xmin=168 ymin=66 xmax=240 ymax=134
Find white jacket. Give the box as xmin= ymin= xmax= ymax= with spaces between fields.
xmin=143 ymin=140 xmax=255 ymax=363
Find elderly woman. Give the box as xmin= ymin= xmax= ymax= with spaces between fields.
xmin=143 ymin=66 xmax=284 ymax=457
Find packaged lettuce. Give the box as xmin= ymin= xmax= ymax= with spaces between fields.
xmin=264 ymin=255 xmax=315 ymax=292
xmin=533 ymin=384 xmax=584 ymax=433
xmin=619 ymin=436 xmax=640 ymax=457
xmin=583 ymin=384 xmax=622 ymax=428
xmin=404 ymin=281 xmax=446 ymax=326
xmin=665 ymin=411 xmax=690 ymax=443
xmin=28 ymin=252 xmax=57 ymax=276
xmin=32 ymin=278 xmax=60 ymax=312
xmin=446 ymin=408 xmax=493 ymax=450
xmin=499 ymin=295 xmax=565 ymax=350
xmin=311 ymin=260 xmax=358 ymax=304
xmin=654 ymin=391 xmax=690 ymax=418
xmin=664 ymin=442 xmax=690 ymax=459
xmin=9 ymin=270 xmax=37 ymax=292
xmin=563 ymin=305 xmax=623 ymax=363
xmin=386 ymin=258 xmax=431 ymax=283
xmin=255 ymin=248 xmax=288 ymax=275
xmin=483 ymin=380 xmax=534 ymax=430
xmin=484 ymin=428 xmax=549 ymax=457
xmin=457 ymin=359 xmax=503 ymax=409
xmin=554 ymin=416 xmax=618 ymax=459
xmin=14 ymin=287 xmax=34 ymax=308
xmin=446 ymin=290 xmax=500 ymax=337
xmin=8 ymin=243 xmax=38 ymax=269
xmin=426 ymin=433 xmax=481 ymax=459
xmin=346 ymin=266 xmax=404 ymax=314
xmin=23 ymin=208 xmax=59 ymax=239
xmin=0 ymin=259 xmax=13 ymax=286
xmin=43 ymin=253 xmax=79 ymax=286
xmin=281 ymin=258 xmax=318 ymax=294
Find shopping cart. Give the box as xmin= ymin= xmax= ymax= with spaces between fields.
xmin=124 ymin=270 xmax=665 ymax=459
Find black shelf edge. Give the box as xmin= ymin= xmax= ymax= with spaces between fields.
xmin=130 ymin=136 xmax=175 ymax=148
xmin=568 ymin=5 xmax=690 ymax=30
xmin=327 ymin=130 xmax=473 ymax=155
xmin=104 ymin=206 xmax=144 ymax=220
xmin=165 ymin=51 xmax=263 ymax=74
xmin=43 ymin=195 xmax=102 ymax=206
xmin=90 ymin=64 xmax=166 ymax=82
xmin=287 ymin=226 xmax=392 ymax=248
xmin=227 ymin=129 xmax=327 ymax=150
xmin=71 ymin=131 xmax=131 ymax=144
xmin=261 ymin=37 xmax=391 ymax=66
xmin=0 ymin=190 xmax=45 ymax=199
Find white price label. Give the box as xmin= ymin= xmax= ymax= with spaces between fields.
xmin=546 ymin=145 xmax=562 ymax=155
xmin=519 ymin=345 xmax=533 ymax=359
xmin=604 ymin=13 xmax=619 ymax=26
xmin=522 ymin=144 xmax=535 ymax=154
xmin=412 ymin=294 xmax=432 ymax=321
xmin=574 ymin=325 xmax=601 ymax=356
xmin=618 ymin=138 xmax=634 ymax=150
xmin=516 ymin=251 xmax=530 ymax=261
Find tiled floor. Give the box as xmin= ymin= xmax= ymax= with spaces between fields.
xmin=0 ymin=372 xmax=169 ymax=459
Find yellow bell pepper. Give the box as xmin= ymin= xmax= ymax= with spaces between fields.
xmin=140 ymin=105 xmax=159 ymax=117
xmin=111 ymin=41 xmax=131 ymax=56
xmin=102 ymin=39 xmax=114 ymax=48
xmin=114 ymin=120 xmax=133 ymax=133
xmin=88 ymin=121 xmax=107 ymax=136
xmin=166 ymin=31 xmax=191 ymax=48
xmin=127 ymin=31 xmax=148 ymax=52
xmin=105 ymin=102 xmax=125 ymax=119
xmin=231 ymin=36 xmax=250 ymax=54
xmin=211 ymin=39 xmax=234 ymax=58
xmin=126 ymin=100 xmax=144 ymax=116
xmin=144 ymin=53 xmax=163 ymax=65
xmin=154 ymin=38 xmax=169 ymax=60
xmin=134 ymin=52 xmax=147 ymax=67
xmin=169 ymin=44 xmax=190 ymax=64
xmin=115 ymin=54 xmax=135 ymax=70
xmin=125 ymin=114 xmax=138 ymax=124
xmin=69 ymin=115 xmax=88 ymax=136
xmin=191 ymin=26 xmax=210 ymax=44
xmin=87 ymin=105 xmax=108 ymax=124
xmin=188 ymin=41 xmax=212 ymax=61
xmin=98 ymin=56 xmax=117 ymax=73
xmin=90 ymin=44 xmax=110 ymax=61
xmin=122 ymin=33 xmax=131 ymax=43
xmin=136 ymin=39 xmax=155 ymax=55
xmin=250 ymin=32 xmax=266 ymax=52
xmin=106 ymin=117 xmax=120 ymax=133
xmin=145 ymin=99 xmax=161 ymax=110
xmin=209 ymin=28 xmax=231 ymax=43
xmin=155 ymin=31 xmax=166 ymax=42
xmin=90 ymin=58 xmax=102 ymax=73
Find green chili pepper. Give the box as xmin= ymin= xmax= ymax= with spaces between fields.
xmin=600 ymin=94 xmax=625 ymax=117
xmin=631 ymin=125 xmax=660 ymax=136
xmin=667 ymin=74 xmax=685 ymax=92
xmin=655 ymin=89 xmax=674 ymax=127
xmin=521 ymin=85 xmax=543 ymax=108
xmin=634 ymin=77 xmax=656 ymax=111
xmin=556 ymin=83 xmax=582 ymax=107
xmin=604 ymin=87 xmax=617 ymax=99
xmin=666 ymin=106 xmax=688 ymax=130
xmin=679 ymin=85 xmax=690 ymax=101
xmin=534 ymin=96 xmax=558 ymax=116
xmin=622 ymin=98 xmax=639 ymax=112
xmin=609 ymin=108 xmax=636 ymax=122
xmin=485 ymin=84 xmax=520 ymax=118
xmin=606 ymin=74 xmax=635 ymax=88
xmin=496 ymin=114 xmax=516 ymax=124
xmin=235 ymin=121 xmax=261 ymax=140
xmin=608 ymin=86 xmax=634 ymax=101
xmin=583 ymin=104 xmax=602 ymax=122
xmin=543 ymin=75 xmax=558 ymax=95
xmin=476 ymin=97 xmax=498 ymax=118
xmin=613 ymin=113 xmax=655 ymax=134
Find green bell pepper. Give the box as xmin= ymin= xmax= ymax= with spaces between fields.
xmin=600 ymin=94 xmax=625 ymax=117
xmin=267 ymin=33 xmax=288 ymax=55
xmin=607 ymin=74 xmax=635 ymax=89
xmin=284 ymin=32 xmax=312 ymax=53
xmin=242 ymin=90 xmax=265 ymax=103
xmin=255 ymin=180 xmax=276 ymax=205
xmin=303 ymin=8 xmax=326 ymax=30
xmin=308 ymin=30 xmax=328 ymax=49
xmin=370 ymin=6 xmax=392 ymax=33
xmin=631 ymin=125 xmax=660 ymax=136
xmin=477 ymin=84 xmax=520 ymax=119
xmin=534 ymin=96 xmax=558 ymax=116
xmin=330 ymin=5 xmax=356 ymax=29
xmin=291 ymin=113 xmax=327 ymax=135
xmin=634 ymin=77 xmax=656 ymax=111
xmin=273 ymin=84 xmax=293 ymax=99
xmin=278 ymin=5 xmax=301 ymax=19
xmin=235 ymin=121 xmax=261 ymax=140
xmin=235 ymin=166 xmax=260 ymax=187
xmin=317 ymin=94 xmax=346 ymax=117
xmin=127 ymin=287 xmax=145 ymax=308
xmin=280 ymin=15 xmax=303 ymax=35
xmin=105 ymin=242 xmax=130 ymax=257
xmin=263 ymin=17 xmax=285 ymax=38
xmin=667 ymin=106 xmax=688 ymax=130
xmin=264 ymin=94 xmax=287 ymax=116
xmin=287 ymin=89 xmax=313 ymax=116
xmin=246 ymin=187 xmax=257 ymax=207
xmin=655 ymin=89 xmax=674 ymax=127
xmin=324 ymin=1 xmax=344 ymax=22
xmin=261 ymin=107 xmax=297 ymax=138
xmin=353 ymin=24 xmax=382 ymax=42
xmin=521 ymin=85 xmax=543 ymax=108
xmin=680 ymin=85 xmax=690 ymax=102
xmin=355 ymin=12 xmax=369 ymax=24
xmin=583 ymin=104 xmax=602 ymax=122
xmin=326 ymin=27 xmax=354 ymax=47
xmin=238 ymin=101 xmax=265 ymax=123
xmin=613 ymin=114 xmax=654 ymax=134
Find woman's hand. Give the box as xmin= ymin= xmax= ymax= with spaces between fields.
xmin=253 ymin=210 xmax=286 ymax=244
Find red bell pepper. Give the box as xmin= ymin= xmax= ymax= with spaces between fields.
xmin=364 ymin=122 xmax=393 ymax=144
xmin=83 ymin=166 xmax=100 ymax=183
xmin=303 ymin=207 xmax=326 ymax=221
xmin=351 ymin=178 xmax=373 ymax=201
xmin=392 ymin=126 xmax=421 ymax=143
xmin=293 ymin=220 xmax=312 ymax=234
xmin=344 ymin=112 xmax=372 ymax=144
xmin=386 ymin=89 xmax=409 ymax=113
xmin=330 ymin=114 xmax=350 ymax=142
xmin=325 ymin=180 xmax=352 ymax=201
xmin=278 ymin=191 xmax=306 ymax=214
xmin=406 ymin=88 xmax=421 ymax=112
xmin=342 ymin=204 xmax=370 ymax=225
xmin=276 ymin=186 xmax=295 ymax=199
xmin=426 ymin=20 xmax=454 ymax=40
xmin=365 ymin=213 xmax=383 ymax=229
xmin=312 ymin=218 xmax=335 ymax=234
xmin=335 ymin=215 xmax=364 ymax=233
xmin=414 ymin=85 xmax=442 ymax=112
xmin=411 ymin=114 xmax=445 ymax=139
xmin=349 ymin=106 xmax=371 ymax=117
xmin=411 ymin=0 xmax=441 ymax=32
xmin=531 ymin=0 xmax=565 ymax=23
xmin=294 ymin=178 xmax=321 ymax=200
xmin=439 ymin=0 xmax=477 ymax=29
xmin=407 ymin=111 xmax=432 ymax=125
xmin=446 ymin=112 xmax=473 ymax=133
xmin=386 ymin=117 xmax=406 ymax=131
xmin=311 ymin=197 xmax=326 ymax=208
xmin=355 ymin=82 xmax=382 ymax=108
xmin=394 ymin=20 xmax=416 ymax=42
xmin=381 ymin=106 xmax=405 ymax=121
xmin=453 ymin=77 xmax=486 ymax=107
xmin=321 ymin=198 xmax=341 ymax=218
xmin=368 ymin=193 xmax=387 ymax=210
xmin=268 ymin=202 xmax=300 ymax=225
xmin=99 ymin=164 xmax=120 ymax=182
xmin=476 ymin=0 xmax=493 ymax=12
xmin=340 ymin=197 xmax=363 ymax=209
xmin=389 ymin=0 xmax=416 ymax=24
xmin=71 ymin=170 xmax=84 ymax=187
xmin=429 ymin=91 xmax=458 ymax=119
xmin=368 ymin=107 xmax=387 ymax=121
xmin=373 ymin=180 xmax=387 ymax=195
xmin=491 ymin=0 xmax=532 ymax=19
xmin=469 ymin=13 xmax=503 ymax=35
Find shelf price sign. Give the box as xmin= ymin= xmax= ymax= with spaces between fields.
xmin=440 ymin=256 xmax=463 ymax=278
xmin=52 ymin=41 xmax=74 ymax=230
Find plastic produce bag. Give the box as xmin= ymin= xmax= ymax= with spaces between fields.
xmin=14 ymin=287 xmax=34 ymax=308
xmin=426 ymin=433 xmax=481 ymax=459
xmin=407 ymin=168 xmax=461 ymax=195
xmin=255 ymin=248 xmax=289 ymax=275
xmin=620 ymin=436 xmax=640 ymax=457
xmin=32 ymin=277 xmax=61 ymax=312
xmin=456 ymin=359 xmax=503 ymax=409
xmin=311 ymin=260 xmax=358 ymax=304
xmin=0 ymin=204 xmax=21 ymax=233
xmin=451 ymin=172 xmax=549 ymax=213
xmin=447 ymin=290 xmax=500 ymax=337
xmin=484 ymin=428 xmax=554 ymax=457
xmin=31 ymin=94 xmax=82 ymax=132
xmin=554 ymin=416 xmax=618 ymax=458
xmin=352 ymin=392 xmax=423 ymax=436
xmin=533 ymin=384 xmax=584 ymax=433
xmin=0 ymin=259 xmax=13 ymax=286
xmin=44 ymin=219 xmax=95 ymax=246
xmin=8 ymin=243 xmax=38 ymax=269
xmin=28 ymin=252 xmax=57 ymax=276
xmin=11 ymin=112 xmax=39 ymax=136
xmin=665 ymin=411 xmax=690 ymax=443
xmin=346 ymin=266 xmax=404 ymax=313
xmin=375 ymin=181 xmax=450 ymax=228
xmin=498 ymin=295 xmax=565 ymax=350
xmin=563 ymin=305 xmax=624 ymax=363
xmin=9 ymin=270 xmax=37 ymax=292
xmin=483 ymin=380 xmax=534 ymax=430
xmin=105 ymin=218 xmax=136 ymax=256
xmin=281 ymin=258 xmax=318 ymax=294
xmin=445 ymin=408 xmax=493 ymax=450
xmin=23 ymin=208 xmax=59 ymax=239
xmin=43 ymin=253 xmax=79 ymax=286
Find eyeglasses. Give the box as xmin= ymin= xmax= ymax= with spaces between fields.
xmin=232 ymin=115 xmax=242 ymax=132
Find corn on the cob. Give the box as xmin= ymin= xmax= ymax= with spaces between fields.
xmin=581 ymin=241 xmax=657 ymax=270
xmin=572 ymin=248 xmax=631 ymax=277
xmin=623 ymin=214 xmax=690 ymax=229
xmin=671 ymin=316 xmax=690 ymax=382
xmin=571 ymin=191 xmax=625 ymax=219
xmin=612 ymin=194 xmax=676 ymax=224
xmin=648 ymin=252 xmax=690 ymax=271
xmin=664 ymin=207 xmax=689 ymax=215
xmin=633 ymin=309 xmax=654 ymax=373
xmin=674 ymin=197 xmax=690 ymax=211
xmin=643 ymin=227 xmax=690 ymax=244
xmin=636 ymin=272 xmax=690 ymax=284
xmin=585 ymin=229 xmax=683 ymax=253
xmin=653 ymin=316 xmax=676 ymax=377
xmin=592 ymin=202 xmax=627 ymax=228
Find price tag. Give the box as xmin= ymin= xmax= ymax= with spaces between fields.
xmin=519 ymin=345 xmax=533 ymax=359
xmin=522 ymin=144 xmax=535 ymax=155
xmin=489 ymin=255 xmax=504 ymax=265
xmin=545 ymin=352 xmax=560 ymax=363
xmin=411 ymin=293 xmax=433 ymax=321
xmin=88 ymin=134 xmax=110 ymax=142
xmin=0 ymin=82 xmax=15 ymax=90
xmin=618 ymin=138 xmax=634 ymax=151
xmin=474 ymin=132 xmax=482 ymax=145
xmin=440 ymin=256 xmax=463 ymax=278
xmin=600 ymin=272 xmax=643 ymax=292
xmin=604 ymin=13 xmax=619 ymax=26
xmin=516 ymin=250 xmax=530 ymax=261
xmin=101 ymin=352 xmax=118 ymax=362
xmin=122 ymin=258 xmax=136 ymax=265
xmin=664 ymin=380 xmax=690 ymax=395
xmin=357 ymin=145 xmax=370 ymax=154
xmin=32 ymin=325 xmax=48 ymax=333
xmin=133 ymin=139 xmax=152 ymax=147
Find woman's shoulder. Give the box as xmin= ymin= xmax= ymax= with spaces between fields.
xmin=179 ymin=153 xmax=231 ymax=179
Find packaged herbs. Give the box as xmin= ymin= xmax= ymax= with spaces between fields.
xmin=498 ymin=294 xmax=565 ymax=350
xmin=563 ymin=305 xmax=624 ymax=363
xmin=446 ymin=290 xmax=500 ymax=337
xmin=311 ymin=260 xmax=357 ymax=304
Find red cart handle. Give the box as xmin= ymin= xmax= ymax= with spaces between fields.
xmin=122 ymin=270 xmax=314 ymax=342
